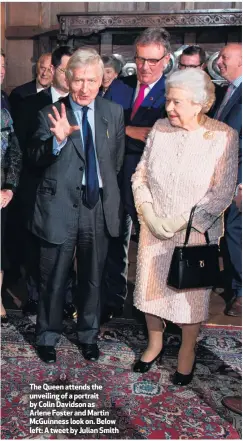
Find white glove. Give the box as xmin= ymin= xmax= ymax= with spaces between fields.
xmin=141 ymin=203 xmax=174 ymax=240
xmin=161 ymin=215 xmax=188 ymax=234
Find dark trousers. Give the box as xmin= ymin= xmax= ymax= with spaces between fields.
xmin=25 ymin=230 xmax=76 ymax=304
xmin=102 ymin=154 xmax=141 ymax=310
xmin=225 ymin=210 xmax=242 ymax=298
xmin=102 ymin=211 xmax=132 ymax=309
xmin=36 ymin=192 xmax=109 ymax=347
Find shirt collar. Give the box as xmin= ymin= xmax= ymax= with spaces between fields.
xmin=69 ymin=95 xmax=95 ymax=112
xmin=36 ymin=80 xmax=45 ymax=93
xmin=138 ymin=74 xmax=163 ymax=91
xmin=51 ymin=86 xmax=68 ymax=103
xmin=232 ymin=76 xmax=242 ymax=89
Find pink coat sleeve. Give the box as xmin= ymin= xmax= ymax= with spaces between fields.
xmin=192 ymin=128 xmax=239 ymax=233
xmin=131 ymin=124 xmax=158 ymax=215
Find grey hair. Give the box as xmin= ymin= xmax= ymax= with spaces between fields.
xmin=66 ymin=48 xmax=104 ymax=80
xmin=101 ymin=55 xmax=121 ymax=74
xmin=165 ymin=68 xmax=215 ymax=113
xmin=134 ymin=28 xmax=171 ymax=54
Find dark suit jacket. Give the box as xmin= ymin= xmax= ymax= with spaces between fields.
xmin=106 ymin=75 xmax=167 ymax=154
xmin=9 ymin=79 xmax=37 ymax=122
xmin=26 ymin=95 xmax=125 ymax=244
xmin=213 ymin=83 xmax=242 ymax=224
xmin=14 ymin=87 xmax=52 ymax=153
xmin=214 ymin=84 xmax=242 ymax=185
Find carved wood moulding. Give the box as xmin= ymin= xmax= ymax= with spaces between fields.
xmin=57 ymin=10 xmax=242 ymax=39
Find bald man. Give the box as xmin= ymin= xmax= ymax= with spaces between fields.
xmin=213 ymin=43 xmax=242 ymax=317
xmin=9 ymin=53 xmax=53 ymax=121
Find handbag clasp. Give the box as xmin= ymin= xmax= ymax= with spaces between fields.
xmin=199 ymin=260 xmax=205 ymax=268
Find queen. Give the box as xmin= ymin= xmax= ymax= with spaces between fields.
xmin=131 ymin=68 xmax=238 ymax=385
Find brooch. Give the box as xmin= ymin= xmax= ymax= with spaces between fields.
xmin=203 ymin=131 xmax=214 ymax=140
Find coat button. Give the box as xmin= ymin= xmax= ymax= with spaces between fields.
xmin=79 ymin=166 xmax=83 ymax=171
xmin=73 ymin=204 xmax=78 ymax=208
xmin=76 ymin=186 xmax=80 ymax=190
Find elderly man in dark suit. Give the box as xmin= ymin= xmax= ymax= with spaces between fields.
xmin=102 ymin=28 xmax=171 ymax=322
xmin=27 ymin=48 xmax=125 ymax=363
xmin=213 ymin=43 xmax=242 ymax=319
xmin=9 ymin=53 xmax=53 ymax=121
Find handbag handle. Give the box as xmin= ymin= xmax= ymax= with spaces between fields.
xmin=184 ymin=205 xmax=210 ymax=246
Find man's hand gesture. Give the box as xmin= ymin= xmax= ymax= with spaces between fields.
xmin=48 ymin=103 xmax=79 ymax=143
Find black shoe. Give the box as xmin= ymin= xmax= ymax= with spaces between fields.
xmin=1 ymin=315 xmax=9 ymax=325
xmin=133 ymin=350 xmax=163 ymax=373
xmin=172 ymin=363 xmax=196 ymax=386
xmin=36 ymin=346 xmax=56 ymax=363
xmin=80 ymin=343 xmax=99 ymax=361
xmin=23 ymin=299 xmax=38 ymax=316
xmin=63 ymin=303 xmax=77 ymax=319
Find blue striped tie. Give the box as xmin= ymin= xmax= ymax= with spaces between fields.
xmin=82 ymin=106 xmax=99 ymax=209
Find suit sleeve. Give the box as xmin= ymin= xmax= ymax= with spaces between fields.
xmin=9 ymin=90 xmax=23 ymax=123
xmin=192 ymin=129 xmax=239 ymax=233
xmin=115 ymin=105 xmax=125 ymax=175
xmin=27 ymin=109 xmax=60 ymax=167
xmin=4 ymin=131 xmax=22 ymax=192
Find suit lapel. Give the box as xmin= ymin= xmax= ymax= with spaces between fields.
xmin=94 ymin=97 xmax=109 ymax=170
xmin=61 ymin=96 xmax=85 ymax=161
xmin=41 ymin=87 xmax=52 ymax=107
xmin=219 ymin=85 xmax=242 ymax=121
xmin=132 ymin=75 xmax=166 ymax=123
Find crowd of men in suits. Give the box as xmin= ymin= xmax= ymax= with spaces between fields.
xmin=2 ymin=29 xmax=242 ymax=376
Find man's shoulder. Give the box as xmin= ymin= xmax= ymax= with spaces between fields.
xmin=22 ymin=87 xmax=52 ymax=114
xmin=10 ymin=80 xmax=36 ymax=97
xmin=96 ymin=95 xmax=123 ymax=113
xmin=110 ymin=75 xmax=137 ymax=92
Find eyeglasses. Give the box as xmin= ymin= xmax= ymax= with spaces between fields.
xmin=56 ymin=67 xmax=66 ymax=74
xmin=134 ymin=53 xmax=167 ymax=66
xmin=178 ymin=62 xmax=202 ymax=69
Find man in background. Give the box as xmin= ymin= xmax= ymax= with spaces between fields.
xmin=214 ymin=43 xmax=242 ymax=318
xmin=9 ymin=53 xmax=53 ymax=121
xmin=178 ymin=45 xmax=207 ymax=70
xmin=102 ymin=28 xmax=171 ymax=322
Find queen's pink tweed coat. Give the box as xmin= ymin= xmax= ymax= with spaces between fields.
xmin=132 ymin=117 xmax=238 ymax=323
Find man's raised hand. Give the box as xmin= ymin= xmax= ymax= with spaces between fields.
xmin=48 ymin=103 xmax=79 ymax=143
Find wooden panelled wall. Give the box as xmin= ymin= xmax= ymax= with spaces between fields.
xmin=2 ymin=2 xmax=242 ymax=94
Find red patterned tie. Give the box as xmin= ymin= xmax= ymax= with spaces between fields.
xmin=131 ymin=83 xmax=147 ymax=120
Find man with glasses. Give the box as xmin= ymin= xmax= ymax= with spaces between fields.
xmin=12 ymin=46 xmax=77 ymax=319
xmin=178 ymin=46 xmax=206 ymax=70
xmin=102 ymin=28 xmax=171 ymax=323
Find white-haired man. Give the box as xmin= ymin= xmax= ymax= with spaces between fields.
xmin=27 ymin=48 xmax=125 ymax=363
xmin=9 ymin=53 xmax=53 ymax=121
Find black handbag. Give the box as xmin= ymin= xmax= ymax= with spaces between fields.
xmin=167 ymin=206 xmax=220 ymax=290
